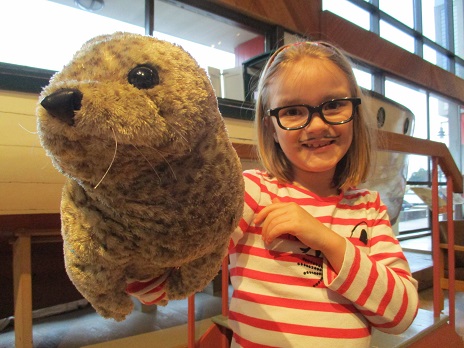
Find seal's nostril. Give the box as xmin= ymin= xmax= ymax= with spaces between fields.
xmin=41 ymin=88 xmax=83 ymax=126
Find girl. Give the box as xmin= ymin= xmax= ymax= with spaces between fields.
xmin=227 ymin=41 xmax=418 ymax=347
xmin=128 ymin=41 xmax=419 ymax=347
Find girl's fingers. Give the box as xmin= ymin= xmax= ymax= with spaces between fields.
xmin=261 ymin=209 xmax=296 ymax=243
xmin=254 ymin=197 xmax=284 ymax=225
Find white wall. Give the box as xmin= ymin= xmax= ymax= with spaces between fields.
xmin=0 ymin=90 xmax=256 ymax=215
xmin=0 ymin=90 xmax=65 ymax=215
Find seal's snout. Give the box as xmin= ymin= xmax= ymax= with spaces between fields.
xmin=41 ymin=88 xmax=83 ymax=126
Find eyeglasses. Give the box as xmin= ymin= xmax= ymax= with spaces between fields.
xmin=267 ymin=97 xmax=361 ymax=130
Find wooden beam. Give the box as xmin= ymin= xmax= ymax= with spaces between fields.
xmin=208 ymin=0 xmax=321 ymax=35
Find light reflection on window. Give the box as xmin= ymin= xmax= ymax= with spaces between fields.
xmin=322 ymin=0 xmax=370 ymax=30
xmin=353 ymin=68 xmax=372 ymax=90
xmin=380 ymin=20 xmax=415 ymax=53
xmin=423 ymin=45 xmax=450 ymax=71
xmin=0 ymin=0 xmax=145 ymax=70
xmin=379 ymin=0 xmax=414 ymax=28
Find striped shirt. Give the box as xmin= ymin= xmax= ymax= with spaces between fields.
xmin=228 ymin=170 xmax=418 ymax=347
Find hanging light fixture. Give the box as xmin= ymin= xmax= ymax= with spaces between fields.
xmin=75 ymin=0 xmax=104 ymax=12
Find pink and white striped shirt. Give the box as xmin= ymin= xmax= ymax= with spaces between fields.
xmin=228 ymin=170 xmax=418 ymax=347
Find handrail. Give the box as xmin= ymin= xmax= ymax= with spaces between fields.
xmin=375 ymin=130 xmax=463 ymax=193
xmin=232 ymin=128 xmax=462 ymax=330
xmin=232 ymin=129 xmax=463 ymax=194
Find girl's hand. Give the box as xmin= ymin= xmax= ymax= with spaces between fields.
xmin=255 ymin=198 xmax=345 ymax=272
xmin=125 ymin=270 xmax=170 ymax=305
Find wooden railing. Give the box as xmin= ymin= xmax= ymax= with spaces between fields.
xmin=3 ymin=131 xmax=462 ymax=348
xmin=232 ymin=129 xmax=463 ymax=331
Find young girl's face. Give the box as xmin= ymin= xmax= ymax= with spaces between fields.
xmin=268 ymin=57 xmax=354 ymax=183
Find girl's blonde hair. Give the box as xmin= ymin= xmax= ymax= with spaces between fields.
xmin=255 ymin=41 xmax=373 ymax=192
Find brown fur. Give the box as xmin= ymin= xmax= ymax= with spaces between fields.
xmin=36 ymin=32 xmax=244 ymax=321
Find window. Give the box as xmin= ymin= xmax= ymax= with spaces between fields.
xmin=384 ymin=79 xmax=463 ymax=234
xmin=423 ymin=45 xmax=450 ymax=70
xmin=457 ymin=63 xmax=464 ymax=79
xmin=423 ymin=0 xmax=450 ymax=49
xmin=353 ymin=67 xmax=373 ymax=90
xmin=385 ymin=78 xmax=430 ymax=233
xmin=323 ymin=0 xmax=463 ymax=76
xmin=379 ymin=20 xmax=415 ymax=53
xmin=430 ymin=94 xmax=463 ymax=169
xmin=379 ymin=0 xmax=414 ymax=28
xmin=322 ymin=0 xmax=370 ymax=30
xmin=455 ymin=1 xmax=464 ymax=58
xmin=151 ymin=1 xmax=264 ymax=101
xmin=0 ymin=0 xmax=145 ymax=70
xmin=0 ymin=0 xmax=265 ymax=102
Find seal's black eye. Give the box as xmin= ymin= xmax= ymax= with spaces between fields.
xmin=128 ymin=65 xmax=159 ymax=89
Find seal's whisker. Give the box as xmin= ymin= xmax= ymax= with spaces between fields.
xmin=19 ymin=123 xmax=38 ymax=134
xmin=132 ymin=145 xmax=177 ymax=182
xmin=94 ymin=128 xmax=118 ymax=189
xmin=131 ymin=144 xmax=162 ymax=183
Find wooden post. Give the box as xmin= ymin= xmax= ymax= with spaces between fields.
xmin=446 ymin=177 xmax=455 ymax=329
xmin=431 ymin=157 xmax=440 ymax=318
xmin=13 ymin=235 xmax=33 ymax=348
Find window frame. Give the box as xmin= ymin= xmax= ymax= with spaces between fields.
xmin=346 ymin=0 xmax=463 ymax=73
xmin=0 ymin=0 xmax=278 ymax=120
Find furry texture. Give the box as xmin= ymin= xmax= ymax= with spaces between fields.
xmin=36 ymin=32 xmax=244 ymax=321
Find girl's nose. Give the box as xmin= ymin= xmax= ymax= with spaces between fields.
xmin=305 ymin=113 xmax=329 ymax=131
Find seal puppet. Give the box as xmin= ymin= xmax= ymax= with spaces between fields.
xmin=36 ymin=32 xmax=244 ymax=321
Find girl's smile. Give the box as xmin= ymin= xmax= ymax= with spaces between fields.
xmin=299 ymin=135 xmax=338 ymax=149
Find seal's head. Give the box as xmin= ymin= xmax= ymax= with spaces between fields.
xmin=37 ymin=32 xmax=219 ymax=186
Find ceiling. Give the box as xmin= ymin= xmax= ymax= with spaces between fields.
xmin=49 ymin=0 xmax=259 ymax=53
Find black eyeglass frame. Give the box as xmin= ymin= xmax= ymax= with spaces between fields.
xmin=267 ymin=97 xmax=361 ymax=130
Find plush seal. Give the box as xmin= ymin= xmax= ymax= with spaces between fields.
xmin=36 ymin=32 xmax=244 ymax=321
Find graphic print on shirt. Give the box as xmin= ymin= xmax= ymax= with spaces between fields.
xmin=298 ymin=251 xmax=324 ymax=287
xmin=350 ymin=221 xmax=369 ymax=245
xmin=276 ymin=234 xmax=324 ymax=287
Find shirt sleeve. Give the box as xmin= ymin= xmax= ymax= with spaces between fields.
xmin=229 ymin=171 xmax=262 ymax=249
xmin=323 ymin=193 xmax=419 ymax=334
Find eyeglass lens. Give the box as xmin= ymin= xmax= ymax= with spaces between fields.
xmin=277 ymin=99 xmax=355 ymax=128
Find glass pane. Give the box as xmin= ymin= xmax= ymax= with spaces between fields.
xmin=429 ymin=94 xmax=449 ymax=145
xmin=455 ymin=0 xmax=464 ymax=59
xmin=385 ymin=78 xmax=427 ymax=139
xmin=379 ymin=0 xmax=414 ymax=28
xmin=423 ymin=0 xmax=449 ymax=49
xmin=380 ymin=20 xmax=415 ymax=53
xmin=399 ymin=187 xmax=430 ymax=232
xmin=429 ymin=94 xmax=462 ymax=171
xmin=457 ymin=62 xmax=464 ymax=79
xmin=152 ymin=0 xmax=264 ymax=101
xmin=0 ymin=0 xmax=145 ymax=70
xmin=322 ymin=0 xmax=370 ymax=30
xmin=461 ymin=105 xmax=464 ymax=171
xmin=353 ymin=68 xmax=372 ymax=90
xmin=423 ymin=44 xmax=450 ymax=70
xmin=406 ymin=156 xmax=430 ymax=182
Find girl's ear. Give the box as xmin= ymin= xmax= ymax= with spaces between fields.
xmin=273 ymin=132 xmax=279 ymax=143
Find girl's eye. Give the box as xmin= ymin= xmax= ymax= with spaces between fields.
xmin=281 ymin=107 xmax=304 ymax=116
xmin=325 ymin=101 xmax=341 ymax=110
